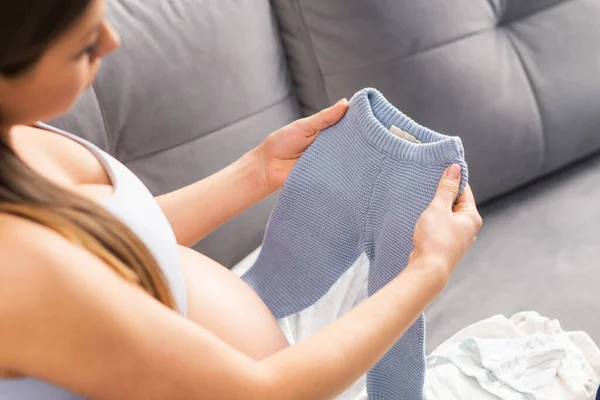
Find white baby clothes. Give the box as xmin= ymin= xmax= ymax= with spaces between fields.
xmin=425 ymin=312 xmax=600 ymax=400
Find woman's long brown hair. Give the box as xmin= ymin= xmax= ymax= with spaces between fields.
xmin=0 ymin=1 xmax=177 ymax=310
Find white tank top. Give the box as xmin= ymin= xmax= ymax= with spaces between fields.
xmin=0 ymin=123 xmax=187 ymax=399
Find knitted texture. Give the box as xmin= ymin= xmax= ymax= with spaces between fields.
xmin=242 ymin=88 xmax=468 ymax=399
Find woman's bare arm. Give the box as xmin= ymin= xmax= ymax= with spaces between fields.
xmin=155 ymin=101 xmax=349 ymax=247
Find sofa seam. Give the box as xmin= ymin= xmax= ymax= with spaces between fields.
xmin=501 ymin=0 xmax=581 ymax=26
xmin=294 ymin=0 xmax=331 ymax=110
xmin=322 ymin=26 xmax=493 ymax=79
xmin=123 ymin=90 xmax=294 ymax=163
xmin=90 ymin=82 xmax=112 ymax=153
xmin=268 ymin=4 xmax=303 ymax=117
xmin=485 ymin=0 xmax=502 ymax=20
xmin=504 ymin=27 xmax=547 ymax=174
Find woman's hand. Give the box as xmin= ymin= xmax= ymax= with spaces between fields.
xmin=410 ymin=164 xmax=482 ymax=283
xmin=255 ymin=99 xmax=349 ymax=193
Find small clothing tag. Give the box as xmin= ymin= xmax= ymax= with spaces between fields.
xmin=390 ymin=125 xmax=421 ymax=144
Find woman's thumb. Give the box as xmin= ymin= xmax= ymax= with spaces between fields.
xmin=433 ymin=164 xmax=461 ymax=208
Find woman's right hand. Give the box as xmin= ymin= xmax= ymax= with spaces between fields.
xmin=410 ymin=164 xmax=482 ymax=283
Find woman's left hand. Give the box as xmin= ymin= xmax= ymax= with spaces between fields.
xmin=256 ymin=98 xmax=349 ymax=192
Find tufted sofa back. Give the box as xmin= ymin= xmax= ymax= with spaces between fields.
xmin=271 ymin=0 xmax=600 ymax=202
xmin=53 ymin=0 xmax=600 ymax=266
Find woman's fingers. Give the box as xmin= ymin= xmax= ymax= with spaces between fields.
xmin=456 ymin=184 xmax=474 ymax=204
xmin=431 ymin=164 xmax=462 ymax=210
xmin=292 ymin=98 xmax=348 ymax=136
xmin=454 ymin=184 xmax=483 ymax=232
xmin=453 ymin=184 xmax=481 ymax=222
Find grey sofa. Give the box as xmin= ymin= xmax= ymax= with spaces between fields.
xmin=53 ymin=0 xmax=600 ymax=351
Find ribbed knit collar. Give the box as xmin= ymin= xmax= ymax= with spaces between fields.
xmin=348 ymin=88 xmax=464 ymax=163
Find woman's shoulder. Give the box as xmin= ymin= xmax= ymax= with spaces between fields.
xmin=9 ymin=124 xmax=111 ymax=190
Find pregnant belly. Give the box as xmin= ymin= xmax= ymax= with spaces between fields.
xmin=178 ymin=246 xmax=289 ymax=359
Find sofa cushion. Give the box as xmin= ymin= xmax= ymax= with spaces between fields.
xmin=52 ymin=0 xmax=301 ymax=267
xmin=271 ymin=0 xmax=600 ymax=203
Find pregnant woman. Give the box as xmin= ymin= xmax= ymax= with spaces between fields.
xmin=0 ymin=0 xmax=481 ymax=399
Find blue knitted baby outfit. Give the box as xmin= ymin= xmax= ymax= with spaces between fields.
xmin=243 ymin=88 xmax=468 ymax=399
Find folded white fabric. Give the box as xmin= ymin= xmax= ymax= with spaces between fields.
xmin=425 ymin=312 xmax=600 ymax=400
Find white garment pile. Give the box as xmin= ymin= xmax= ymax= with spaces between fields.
xmin=426 ymin=312 xmax=600 ymax=400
